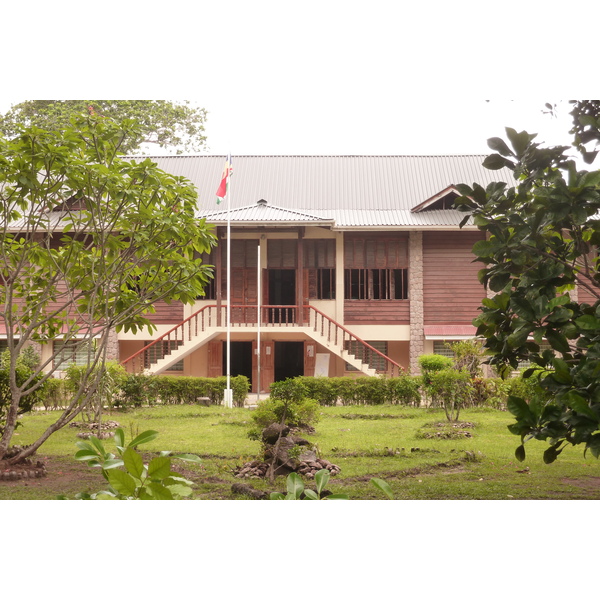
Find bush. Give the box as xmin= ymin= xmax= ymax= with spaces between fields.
xmin=251 ymin=396 xmax=320 ymax=430
xmin=42 ymin=378 xmax=70 ymax=410
xmin=427 ymin=368 xmax=473 ymax=422
xmin=387 ymin=375 xmax=422 ymax=406
xmin=0 ymin=347 xmax=46 ymax=435
xmin=117 ymin=374 xmax=250 ymax=408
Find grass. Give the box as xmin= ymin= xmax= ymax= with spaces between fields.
xmin=2 ymin=403 xmax=600 ymax=500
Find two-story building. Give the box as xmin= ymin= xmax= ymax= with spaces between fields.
xmin=118 ymin=154 xmax=514 ymax=392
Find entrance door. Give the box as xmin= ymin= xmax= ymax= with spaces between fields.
xmin=268 ymin=269 xmax=295 ymax=323
xmin=224 ymin=341 xmax=253 ymax=387
xmin=274 ymin=341 xmax=304 ymax=381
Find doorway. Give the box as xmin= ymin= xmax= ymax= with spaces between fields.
xmin=268 ymin=269 xmax=295 ymax=323
xmin=224 ymin=341 xmax=253 ymax=388
xmin=274 ymin=341 xmax=304 ymax=381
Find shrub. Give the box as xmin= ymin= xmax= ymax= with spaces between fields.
xmin=387 ymin=375 xmax=422 ymax=406
xmin=251 ymin=396 xmax=320 ymax=430
xmin=427 ymin=368 xmax=473 ymax=422
xmin=353 ymin=376 xmax=389 ymax=405
xmin=42 ymin=378 xmax=70 ymax=410
xmin=0 ymin=348 xmax=46 ymax=435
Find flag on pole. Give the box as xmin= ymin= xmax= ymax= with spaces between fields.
xmin=216 ymin=154 xmax=233 ymax=204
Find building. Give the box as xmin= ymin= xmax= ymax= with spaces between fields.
xmin=118 ymin=154 xmax=514 ymax=392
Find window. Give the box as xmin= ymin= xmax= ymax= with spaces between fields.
xmin=433 ymin=340 xmax=455 ymax=358
xmin=305 ymin=239 xmax=336 ymax=300
xmin=144 ymin=340 xmax=184 ymax=371
xmin=346 ymin=340 xmax=388 ymax=372
xmin=54 ymin=340 xmax=95 ymax=370
xmin=196 ymin=251 xmax=216 ymax=300
xmin=344 ymin=268 xmax=408 ymax=300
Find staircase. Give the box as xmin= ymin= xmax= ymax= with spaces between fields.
xmin=121 ymin=304 xmax=403 ymax=377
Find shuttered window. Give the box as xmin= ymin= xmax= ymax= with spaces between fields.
xmin=345 ymin=340 xmax=388 ymax=372
xmin=144 ymin=341 xmax=184 ymax=371
xmin=305 ymin=239 xmax=336 ymax=299
xmin=54 ymin=340 xmax=95 ymax=370
xmin=344 ymin=268 xmax=407 ymax=300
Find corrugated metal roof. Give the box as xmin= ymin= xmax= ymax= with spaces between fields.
xmin=148 ymin=154 xmax=510 ymax=228
xmin=198 ymin=200 xmax=333 ymax=224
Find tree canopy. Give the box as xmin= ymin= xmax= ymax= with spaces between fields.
xmin=0 ymin=112 xmax=216 ymax=462
xmin=455 ymin=101 xmax=600 ymax=463
xmin=0 ymin=100 xmax=207 ymax=154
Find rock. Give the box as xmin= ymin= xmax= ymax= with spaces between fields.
xmin=262 ymin=423 xmax=290 ymax=444
xmin=231 ymin=482 xmax=267 ymax=499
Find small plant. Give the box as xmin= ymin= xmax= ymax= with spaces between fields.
xmin=270 ymin=470 xmax=395 ymax=500
xmin=67 ymin=428 xmax=201 ymax=499
xmin=270 ymin=469 xmax=348 ymax=500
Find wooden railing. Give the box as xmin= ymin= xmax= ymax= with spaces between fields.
xmin=305 ymin=305 xmax=404 ymax=377
xmin=122 ymin=303 xmax=404 ymax=376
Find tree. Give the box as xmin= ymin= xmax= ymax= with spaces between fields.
xmin=0 ymin=112 xmax=216 ymax=463
xmin=0 ymin=100 xmax=207 ymax=154
xmin=454 ymin=101 xmax=600 ymax=463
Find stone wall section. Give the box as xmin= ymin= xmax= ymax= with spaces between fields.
xmin=409 ymin=231 xmax=424 ymax=374
xmin=105 ymin=328 xmax=120 ymax=362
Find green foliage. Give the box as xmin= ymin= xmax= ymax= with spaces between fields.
xmin=455 ymin=105 xmax=600 ymax=461
xmin=270 ymin=469 xmax=349 ymax=500
xmin=69 ymin=428 xmax=201 ymax=499
xmin=0 ymin=100 xmax=207 ymax=154
xmin=426 ymin=369 xmax=473 ymax=422
xmin=447 ymin=339 xmax=485 ymax=378
xmin=0 ymin=111 xmax=216 ymax=460
xmin=386 ymin=375 xmax=422 ymax=406
xmin=66 ymin=361 xmax=127 ymax=419
xmin=282 ymin=375 xmax=421 ymax=407
xmin=371 ymin=477 xmax=395 ymax=499
xmin=117 ymin=374 xmax=250 ymax=408
xmin=251 ymin=396 xmax=320 ymax=430
xmin=0 ymin=348 xmax=46 ymax=435
xmin=418 ymin=354 xmax=454 ymax=374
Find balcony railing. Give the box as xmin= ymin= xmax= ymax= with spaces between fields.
xmin=122 ymin=304 xmax=404 ymax=376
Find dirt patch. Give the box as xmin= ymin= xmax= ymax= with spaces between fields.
xmin=561 ymin=477 xmax=600 ymax=495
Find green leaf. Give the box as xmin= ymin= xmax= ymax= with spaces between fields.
xmin=544 ymin=329 xmax=571 ymax=354
xmin=303 ymin=489 xmax=319 ymax=500
xmin=314 ymin=469 xmax=330 ymax=496
xmin=270 ymin=492 xmax=285 ymax=500
xmin=145 ymin=482 xmax=174 ymax=500
xmin=323 ymin=494 xmax=349 ymax=500
xmin=172 ymin=453 xmax=202 ymax=464
xmin=575 ymin=315 xmax=600 ymax=330
xmin=165 ymin=483 xmax=194 ymax=498
xmin=106 ymin=469 xmax=138 ymax=497
xmin=147 ymin=455 xmax=171 ymax=480
xmin=483 ymin=154 xmax=514 ymax=171
xmin=122 ymin=447 xmax=144 ymax=480
xmin=515 ymin=444 xmax=526 ymax=462
xmin=371 ymin=477 xmax=394 ymax=499
xmin=74 ymin=449 xmax=101 ymax=462
xmin=487 ymin=137 xmax=514 ymax=157
xmin=128 ymin=430 xmax=159 ymax=448
xmin=101 ymin=458 xmax=124 ymax=470
xmin=113 ymin=428 xmax=125 ymax=449
xmin=507 ymin=395 xmax=534 ymax=422
xmin=286 ymin=473 xmax=304 ymax=499
xmin=543 ymin=443 xmax=563 ymax=464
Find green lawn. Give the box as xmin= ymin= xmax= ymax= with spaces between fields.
xmin=2 ymin=404 xmax=599 ymax=499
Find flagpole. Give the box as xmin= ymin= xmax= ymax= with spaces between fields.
xmin=225 ymin=154 xmax=232 ymax=408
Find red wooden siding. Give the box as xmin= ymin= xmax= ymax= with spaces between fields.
xmin=145 ymin=301 xmax=185 ymax=324
xmin=344 ymin=300 xmax=410 ymax=324
xmin=423 ymin=231 xmax=485 ymax=325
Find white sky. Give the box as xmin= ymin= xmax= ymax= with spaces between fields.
xmin=1 ymin=1 xmax=596 ymax=158
xmin=2 ymin=0 xmax=598 ymax=592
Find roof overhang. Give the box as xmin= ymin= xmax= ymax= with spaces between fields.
xmin=424 ymin=325 xmax=478 ymax=340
